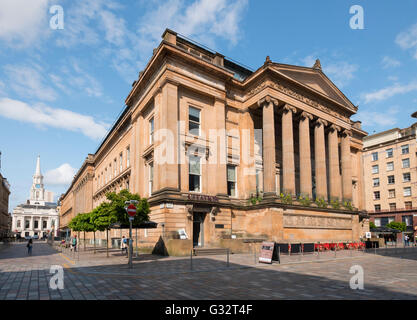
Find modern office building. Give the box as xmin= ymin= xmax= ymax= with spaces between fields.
xmin=363 ymin=116 xmax=417 ymax=241
xmin=60 ymin=29 xmax=368 ymax=254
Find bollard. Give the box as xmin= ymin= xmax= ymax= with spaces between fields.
xmin=374 ymin=242 xmax=377 ymax=255
xmin=227 ymin=249 xmax=229 ymax=268
xmin=278 ymin=246 xmax=281 ymax=264
xmin=190 ymin=250 xmax=193 ymax=270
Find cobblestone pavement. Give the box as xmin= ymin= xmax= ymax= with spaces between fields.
xmin=1 ymin=242 xmax=417 ymax=300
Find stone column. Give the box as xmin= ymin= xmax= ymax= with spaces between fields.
xmin=341 ymin=130 xmax=353 ymax=201
xmin=281 ymin=104 xmax=297 ymax=195
xmin=259 ymin=96 xmax=278 ymax=197
xmin=328 ymin=124 xmax=342 ymax=201
xmin=299 ymin=111 xmax=313 ymax=197
xmin=314 ymin=119 xmax=328 ymax=200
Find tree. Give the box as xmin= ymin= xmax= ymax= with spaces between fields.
xmin=90 ymin=202 xmax=117 ymax=257
xmin=386 ymin=221 xmax=406 ymax=232
xmin=369 ymin=221 xmax=377 ymax=230
xmin=105 ymin=189 xmax=150 ymax=227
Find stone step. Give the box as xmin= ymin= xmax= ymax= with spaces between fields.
xmin=193 ymin=247 xmax=229 ymax=256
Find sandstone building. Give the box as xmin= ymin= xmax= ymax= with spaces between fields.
xmin=60 ymin=29 xmax=368 ymax=254
xmin=363 ymin=115 xmax=417 ymax=242
xmin=0 ymin=172 xmax=11 ymax=239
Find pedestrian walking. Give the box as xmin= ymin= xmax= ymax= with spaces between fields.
xmin=27 ymin=238 xmax=33 ymax=255
xmin=121 ymin=236 xmax=128 ymax=256
xmin=404 ymin=235 xmax=409 ymax=247
xmin=71 ymin=235 xmax=77 ymax=252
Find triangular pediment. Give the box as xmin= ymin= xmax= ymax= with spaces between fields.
xmin=270 ymin=63 xmax=355 ymax=111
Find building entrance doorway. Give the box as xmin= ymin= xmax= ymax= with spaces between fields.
xmin=193 ymin=212 xmax=206 ymax=247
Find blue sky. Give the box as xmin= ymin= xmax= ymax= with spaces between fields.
xmin=1 ymin=0 xmax=417 ymax=210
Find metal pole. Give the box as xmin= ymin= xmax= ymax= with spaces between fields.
xmin=254 ymin=245 xmax=257 ymax=265
xmin=135 ymin=227 xmax=138 ymax=258
xmin=278 ymin=246 xmax=281 ymax=264
xmin=190 ymin=250 xmax=193 ymax=270
xmin=128 ymin=219 xmax=133 ymax=268
xmin=227 ymin=249 xmax=229 ymax=268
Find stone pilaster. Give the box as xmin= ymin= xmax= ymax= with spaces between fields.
xmin=299 ymin=111 xmax=313 ymax=197
xmin=314 ymin=119 xmax=328 ymax=200
xmin=341 ymin=129 xmax=353 ymax=201
xmin=328 ymin=124 xmax=342 ymax=201
xmin=281 ymin=104 xmax=296 ymax=195
xmin=259 ymin=96 xmax=278 ymax=197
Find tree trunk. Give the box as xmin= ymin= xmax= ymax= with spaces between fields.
xmin=106 ymin=229 xmax=109 ymax=258
xmin=94 ymin=231 xmax=96 ymax=254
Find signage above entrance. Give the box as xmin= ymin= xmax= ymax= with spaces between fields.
xmin=187 ymin=194 xmax=219 ymax=202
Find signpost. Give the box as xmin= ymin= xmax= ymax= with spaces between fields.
xmin=125 ymin=201 xmax=138 ymax=269
xmin=259 ymin=241 xmax=275 ymax=264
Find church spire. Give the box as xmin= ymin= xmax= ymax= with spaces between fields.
xmin=35 ymin=155 xmax=41 ymax=176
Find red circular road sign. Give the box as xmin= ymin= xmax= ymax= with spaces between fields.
xmin=127 ymin=204 xmax=137 ymax=217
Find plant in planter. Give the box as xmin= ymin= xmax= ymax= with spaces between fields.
xmin=330 ymin=199 xmax=341 ymax=209
xmin=248 ymin=193 xmax=263 ymax=205
xmin=343 ymin=200 xmax=354 ymax=211
xmin=315 ymin=197 xmax=328 ymax=208
xmin=298 ymin=195 xmax=311 ymax=207
xmin=280 ymin=192 xmax=292 ymax=205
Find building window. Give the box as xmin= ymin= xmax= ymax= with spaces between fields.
xmin=403 ymin=172 xmax=411 ymax=182
xmin=381 ymin=217 xmax=394 ymax=226
xmin=227 ymin=165 xmax=237 ymax=197
xmin=402 ymin=144 xmax=409 ymax=155
xmin=389 ymin=203 xmax=396 ymax=211
xmin=109 ymin=164 xmax=112 ymax=180
xmin=404 ymin=187 xmax=412 ymax=197
xmin=386 ymin=148 xmax=393 ymax=158
xmin=388 ymin=189 xmax=396 ymax=198
xmin=43 ymin=220 xmax=47 ymax=229
xmin=387 ymin=162 xmax=394 ymax=171
xmin=402 ymin=158 xmax=410 ymax=169
xmin=373 ymin=178 xmax=380 ymax=187
xmin=119 ymin=152 xmax=123 ymax=172
xmin=373 ymin=191 xmax=380 ymax=200
xmin=149 ymin=117 xmax=154 ymax=144
xmin=372 ymin=165 xmax=379 ymax=174
xmin=374 ymin=205 xmax=381 ymax=212
xmin=189 ymin=155 xmax=201 ymax=192
xmin=126 ymin=146 xmax=130 ymax=167
xmin=371 ymin=152 xmax=378 ymax=161
xmin=405 ymin=201 xmax=412 ymax=209
xmin=388 ymin=175 xmax=395 ymax=184
xmin=374 ymin=217 xmax=381 ymax=226
xmin=149 ymin=163 xmax=153 ymax=195
xmin=402 ymin=215 xmax=413 ymax=226
xmin=189 ymin=106 xmax=201 ymax=136
xmin=114 ymin=159 xmax=117 ymax=177
xmin=34 ymin=220 xmax=39 ymax=229
xmin=17 ymin=220 xmax=21 ymax=228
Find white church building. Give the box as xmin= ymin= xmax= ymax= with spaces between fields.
xmin=12 ymin=156 xmax=59 ymax=238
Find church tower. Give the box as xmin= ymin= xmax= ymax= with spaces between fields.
xmin=30 ymin=155 xmax=46 ymax=204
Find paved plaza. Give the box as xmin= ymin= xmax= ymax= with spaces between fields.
xmin=1 ymin=242 xmax=417 ymax=300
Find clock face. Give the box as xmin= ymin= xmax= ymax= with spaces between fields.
xmin=35 ymin=184 xmax=41 ymax=188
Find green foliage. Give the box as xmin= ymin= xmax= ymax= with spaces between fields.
xmin=69 ymin=212 xmax=96 ymax=233
xmin=105 ymin=189 xmax=150 ymax=227
xmin=315 ymin=198 xmax=328 ymax=208
xmin=386 ymin=221 xmax=406 ymax=232
xmin=248 ymin=193 xmax=262 ymax=205
xmin=298 ymin=195 xmax=311 ymax=207
xmin=330 ymin=199 xmax=341 ymax=209
xmin=280 ymin=192 xmax=292 ymax=205
xmin=369 ymin=221 xmax=377 ymax=229
xmin=90 ymin=202 xmax=117 ymax=231
xmin=343 ymin=200 xmax=354 ymax=211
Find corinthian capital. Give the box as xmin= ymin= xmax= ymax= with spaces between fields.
xmin=329 ymin=124 xmax=341 ymax=132
xmin=257 ymin=95 xmax=278 ymax=108
xmin=299 ymin=111 xmax=313 ymax=121
xmin=282 ymin=104 xmax=297 ymax=114
xmin=314 ymin=118 xmax=328 ymax=128
xmin=342 ymin=129 xmax=353 ymax=137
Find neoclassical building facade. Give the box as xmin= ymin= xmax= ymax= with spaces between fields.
xmin=60 ymin=29 xmax=368 ymax=252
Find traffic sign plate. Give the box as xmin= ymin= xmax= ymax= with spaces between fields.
xmin=127 ymin=204 xmax=136 ymax=217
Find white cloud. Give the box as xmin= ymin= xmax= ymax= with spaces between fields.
xmin=0 ymin=0 xmax=51 ymax=47
xmin=381 ymin=56 xmax=401 ymax=68
xmin=396 ymin=23 xmax=417 ymax=59
xmin=323 ymin=61 xmax=358 ymax=88
xmin=44 ymin=163 xmax=77 ymax=185
xmin=355 ymin=106 xmax=400 ymax=128
xmin=0 ymin=98 xmax=110 ymax=140
xmin=363 ymin=81 xmax=417 ymax=103
xmin=4 ymin=64 xmax=57 ymax=101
